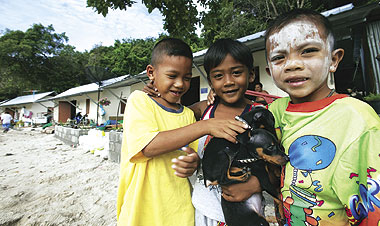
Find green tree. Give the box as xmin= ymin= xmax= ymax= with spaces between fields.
xmin=87 ymin=0 xmax=199 ymax=43
xmin=110 ymin=38 xmax=156 ymax=75
xmin=87 ymin=0 xmax=377 ymax=47
xmin=0 ymin=24 xmax=88 ymax=100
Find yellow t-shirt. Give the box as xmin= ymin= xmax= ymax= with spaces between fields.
xmin=117 ymin=90 xmax=197 ymax=226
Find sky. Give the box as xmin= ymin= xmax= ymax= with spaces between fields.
xmin=0 ymin=0 xmax=166 ymax=52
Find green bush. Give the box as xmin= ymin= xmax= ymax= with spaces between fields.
xmin=364 ymin=93 xmax=380 ymax=102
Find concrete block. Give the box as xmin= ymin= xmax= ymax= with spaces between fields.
xmin=72 ymin=129 xmax=79 ymax=136
xmin=109 ymin=147 xmax=121 ymax=163
xmin=109 ymin=131 xmax=116 ymax=142
xmin=71 ymin=136 xmax=78 ymax=144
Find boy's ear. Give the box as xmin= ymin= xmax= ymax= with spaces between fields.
xmin=146 ymin=64 xmax=155 ymax=81
xmin=329 ymin=48 xmax=344 ymax=73
xmin=249 ymin=69 xmax=255 ymax=83
xmin=265 ymin=66 xmax=271 ymax=76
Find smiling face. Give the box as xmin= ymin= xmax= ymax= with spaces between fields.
xmin=209 ymin=54 xmax=254 ymax=106
xmin=147 ymin=55 xmax=192 ymax=109
xmin=266 ymin=20 xmax=344 ymax=104
xmin=254 ymin=84 xmax=263 ymax=92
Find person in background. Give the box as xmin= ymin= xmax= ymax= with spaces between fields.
xmin=254 ymin=82 xmax=269 ymax=105
xmin=1 ymin=111 xmax=13 ymax=133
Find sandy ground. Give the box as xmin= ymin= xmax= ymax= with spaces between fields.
xmin=0 ymin=128 xmax=278 ymax=226
xmin=0 ymin=128 xmax=119 ymax=226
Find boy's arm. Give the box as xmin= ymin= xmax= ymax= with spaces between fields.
xmin=221 ymin=176 xmax=262 ymax=202
xmin=333 ymin=128 xmax=380 ymax=225
xmin=142 ymin=118 xmax=247 ymax=158
xmin=188 ymin=101 xmax=207 ymax=120
xmin=125 ymin=91 xmax=248 ymax=161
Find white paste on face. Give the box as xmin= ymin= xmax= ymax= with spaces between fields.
xmin=268 ymin=21 xmax=331 ymax=68
xmin=266 ymin=20 xmax=335 ymax=102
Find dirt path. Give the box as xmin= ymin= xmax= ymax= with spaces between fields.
xmin=0 ymin=129 xmax=119 ymax=226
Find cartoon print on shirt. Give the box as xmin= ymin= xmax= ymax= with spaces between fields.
xmin=283 ymin=135 xmax=336 ymax=226
xmin=349 ymin=174 xmax=380 ymax=225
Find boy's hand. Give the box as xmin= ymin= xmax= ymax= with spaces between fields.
xmin=207 ymin=118 xmax=248 ymax=143
xmin=142 ymin=80 xmax=160 ymax=97
xmin=172 ymin=147 xmax=200 ymax=178
xmin=207 ymin=89 xmax=216 ymax=105
xmin=221 ymin=176 xmax=262 ymax=202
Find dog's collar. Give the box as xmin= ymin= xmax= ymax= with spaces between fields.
xmin=237 ymin=157 xmax=259 ymax=163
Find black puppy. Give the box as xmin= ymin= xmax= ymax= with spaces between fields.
xmin=202 ymin=107 xmax=289 ymax=226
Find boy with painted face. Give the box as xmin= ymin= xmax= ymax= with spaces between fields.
xmin=265 ymin=9 xmax=380 ymax=226
xmin=117 ymin=38 xmax=248 ymax=226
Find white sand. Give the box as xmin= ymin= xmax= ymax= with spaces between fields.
xmin=0 ymin=128 xmax=278 ymax=226
xmin=0 ymin=128 xmax=119 ymax=226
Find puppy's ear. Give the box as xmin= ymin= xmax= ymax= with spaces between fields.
xmin=236 ymin=130 xmax=250 ymax=144
xmin=240 ymin=109 xmax=255 ymax=127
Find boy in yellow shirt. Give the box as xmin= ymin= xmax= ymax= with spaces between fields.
xmin=117 ymin=38 xmax=248 ymax=226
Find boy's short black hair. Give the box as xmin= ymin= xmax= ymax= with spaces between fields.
xmin=151 ymin=38 xmax=193 ymax=66
xmin=204 ymin=38 xmax=253 ymax=81
xmin=265 ymin=8 xmax=335 ymax=52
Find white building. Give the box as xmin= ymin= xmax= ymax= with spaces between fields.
xmin=0 ymin=92 xmax=55 ymax=125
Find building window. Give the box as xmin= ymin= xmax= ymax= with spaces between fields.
xmin=86 ymin=99 xmax=90 ymax=114
xmin=120 ymin=99 xmax=127 ymax=114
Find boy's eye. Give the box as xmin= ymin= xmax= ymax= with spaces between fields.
xmin=232 ymin=70 xmax=243 ymax=76
xmin=212 ymin=73 xmax=223 ymax=79
xmin=167 ymin=75 xmax=177 ymax=79
xmin=302 ymin=48 xmax=319 ymax=54
xmin=184 ymin=76 xmax=192 ymax=82
xmin=270 ymin=55 xmax=284 ymax=62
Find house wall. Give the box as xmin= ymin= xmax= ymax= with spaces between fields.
xmin=52 ymin=83 xmax=146 ymax=125
xmin=100 ymin=86 xmax=131 ymax=121
xmin=53 ymin=104 xmax=59 ymax=122
xmin=74 ymin=92 xmax=99 ymax=123
xmin=1 ymin=100 xmax=55 ymax=125
xmin=29 ymin=103 xmax=47 ymax=117
xmin=53 ymin=93 xmax=99 ymax=124
xmin=252 ymin=50 xmax=288 ymax=97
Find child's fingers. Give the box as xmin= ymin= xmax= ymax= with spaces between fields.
xmin=221 ymin=176 xmax=262 ymax=202
xmin=220 ymin=120 xmax=248 ymax=142
xmin=172 ymin=155 xmax=198 ymax=168
xmin=172 ymin=160 xmax=196 ymax=178
xmin=171 ymin=149 xmax=199 ymax=178
xmin=173 ymin=167 xmax=194 ymax=178
xmin=220 ymin=129 xmax=238 ymax=143
xmin=142 ymin=81 xmax=160 ymax=97
xmin=180 ymin=146 xmax=196 ymax=156
xmin=207 ymin=119 xmax=248 ymax=143
xmin=206 ymin=90 xmax=216 ymax=105
xmin=227 ymin=120 xmax=248 ymax=133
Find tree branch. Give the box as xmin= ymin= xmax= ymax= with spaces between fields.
xmin=269 ymin=0 xmax=278 ymax=16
